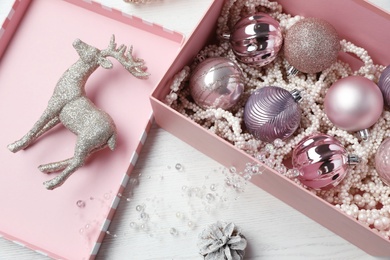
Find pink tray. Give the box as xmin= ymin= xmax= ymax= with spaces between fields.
xmin=0 ymin=0 xmax=183 ymax=259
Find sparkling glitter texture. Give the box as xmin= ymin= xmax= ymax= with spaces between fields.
xmin=284 ymin=17 xmax=340 ymax=74
xmin=7 ymin=35 xmax=149 ymax=190
xmin=375 ymin=138 xmax=390 ymax=186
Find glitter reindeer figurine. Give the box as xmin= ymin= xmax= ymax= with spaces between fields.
xmin=7 ymin=35 xmax=149 ymax=190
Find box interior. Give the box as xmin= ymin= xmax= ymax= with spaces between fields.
xmin=0 ymin=0 xmax=183 ymax=259
xmin=150 ymin=0 xmax=390 ymax=256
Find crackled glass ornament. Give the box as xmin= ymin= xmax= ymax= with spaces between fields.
xmin=292 ymin=133 xmax=359 ymax=190
xmin=222 ymin=12 xmax=283 ymax=66
xmin=375 ymin=138 xmax=390 ymax=186
xmin=324 ymin=76 xmax=383 ymax=140
xmin=189 ymin=57 xmax=244 ymax=110
xmin=284 ymin=17 xmax=340 ymax=75
xmin=378 ymin=65 xmax=390 ymax=107
xmin=244 ymin=86 xmax=301 ymax=143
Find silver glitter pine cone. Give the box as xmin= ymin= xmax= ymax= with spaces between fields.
xmin=197 ymin=221 xmax=247 ymax=260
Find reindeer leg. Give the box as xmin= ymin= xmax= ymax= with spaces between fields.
xmin=43 ymin=159 xmax=84 ymax=190
xmin=8 ymin=103 xmax=63 ymax=153
xmin=42 ymin=132 xmax=109 ymax=189
xmin=43 ymin=149 xmax=88 ymax=190
xmin=35 ymin=116 xmax=60 ymax=140
xmin=38 ymin=157 xmax=73 ymax=173
xmin=38 ymin=139 xmax=111 ymax=174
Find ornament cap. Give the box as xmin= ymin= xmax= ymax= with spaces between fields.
xmin=347 ymin=154 xmax=360 ymax=165
xmin=358 ymin=129 xmax=369 ymax=141
xmin=221 ymin=32 xmax=231 ymax=40
xmin=287 ymin=66 xmax=299 ymax=76
xmin=290 ymin=89 xmax=302 ymax=102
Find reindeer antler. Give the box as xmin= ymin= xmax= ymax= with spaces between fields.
xmin=101 ymin=35 xmax=150 ymax=79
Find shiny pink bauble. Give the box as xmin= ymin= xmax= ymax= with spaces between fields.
xmin=375 ymin=138 xmax=390 ymax=186
xmin=378 ymin=65 xmax=390 ymax=107
xmin=189 ymin=57 xmax=244 ymax=110
xmin=226 ymin=12 xmax=283 ymax=66
xmin=292 ymin=133 xmax=351 ymax=190
xmin=284 ymin=18 xmax=340 ymax=74
xmin=244 ymin=86 xmax=301 ymax=142
xmin=324 ymin=76 xmax=383 ymax=132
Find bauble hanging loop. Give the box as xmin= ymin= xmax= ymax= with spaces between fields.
xmin=222 ymin=12 xmax=283 ymax=67
xmin=292 ymin=133 xmax=359 ymax=190
xmin=244 ymin=86 xmax=301 ymax=143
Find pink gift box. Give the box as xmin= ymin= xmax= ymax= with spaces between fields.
xmin=0 ymin=0 xmax=184 ymax=259
xmin=151 ymin=0 xmax=390 ymax=256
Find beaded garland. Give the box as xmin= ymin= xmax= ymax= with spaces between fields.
xmin=165 ymin=0 xmax=390 ymax=239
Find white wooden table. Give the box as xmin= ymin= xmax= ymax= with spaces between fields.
xmin=0 ymin=1 xmax=389 ymax=259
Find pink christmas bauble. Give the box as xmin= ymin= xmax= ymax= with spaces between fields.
xmin=292 ymin=133 xmax=358 ymax=190
xmin=284 ymin=18 xmax=340 ymax=74
xmin=378 ymin=65 xmax=390 ymax=107
xmin=324 ymin=76 xmax=383 ymax=133
xmin=375 ymin=138 xmax=390 ymax=186
xmin=244 ymin=86 xmax=301 ymax=142
xmin=189 ymin=57 xmax=244 ymax=110
xmin=224 ymin=12 xmax=283 ymax=66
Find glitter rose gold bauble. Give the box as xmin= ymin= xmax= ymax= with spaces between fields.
xmin=284 ymin=18 xmax=340 ymax=74
xmin=375 ymin=138 xmax=390 ymax=186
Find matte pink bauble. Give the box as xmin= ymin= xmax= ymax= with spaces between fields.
xmin=378 ymin=65 xmax=390 ymax=107
xmin=375 ymin=138 xmax=390 ymax=186
xmin=324 ymin=76 xmax=383 ymax=138
xmin=189 ymin=57 xmax=244 ymax=110
xmin=292 ymin=133 xmax=359 ymax=190
xmin=284 ymin=18 xmax=340 ymax=75
xmin=223 ymin=12 xmax=283 ymax=66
